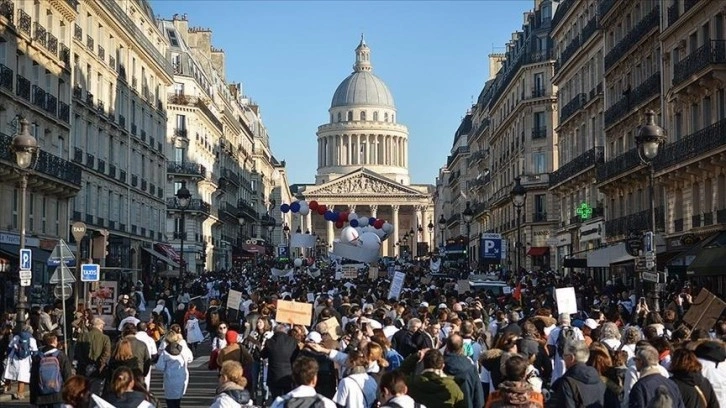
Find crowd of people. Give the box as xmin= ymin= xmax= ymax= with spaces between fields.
xmin=0 ymin=259 xmax=723 ymax=408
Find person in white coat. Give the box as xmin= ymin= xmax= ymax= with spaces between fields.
xmin=155 ymin=331 xmax=193 ymax=408
xmin=185 ymin=315 xmax=204 ymax=352
xmin=134 ymin=322 xmax=158 ymax=389
xmin=2 ymin=325 xmax=38 ymax=400
xmin=210 ymin=361 xmax=253 ymax=408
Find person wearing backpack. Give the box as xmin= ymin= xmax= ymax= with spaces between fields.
xmin=269 ymin=356 xmax=336 ymax=408
xmin=546 ymin=313 xmax=583 ymax=383
xmin=2 ymin=325 xmax=38 ymax=400
xmin=29 ymin=333 xmax=72 ymax=407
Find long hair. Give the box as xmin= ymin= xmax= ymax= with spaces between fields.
xmin=113 ymin=339 xmax=134 ymax=361
xmin=110 ymin=366 xmax=134 ymax=397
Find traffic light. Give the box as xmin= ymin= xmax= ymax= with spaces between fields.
xmin=92 ymin=229 xmax=110 ymax=263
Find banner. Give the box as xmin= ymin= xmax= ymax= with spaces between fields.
xmin=89 ymin=280 xmax=118 ymax=328
xmin=387 ymin=271 xmax=406 ymax=300
xmin=276 ymin=300 xmax=313 ymax=326
xmin=342 ymin=265 xmax=358 ymax=279
xmin=332 ymin=241 xmax=380 ymax=263
xmin=227 ymin=289 xmax=243 ymax=310
xmin=555 ymin=287 xmax=577 ymax=315
xmin=271 ymin=268 xmax=294 ymax=278
xmin=368 ymin=267 xmax=379 ymax=281
xmin=291 ymin=233 xmax=316 ymax=248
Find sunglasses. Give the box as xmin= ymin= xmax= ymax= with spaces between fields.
xmin=218 ymin=326 xmax=228 ymax=330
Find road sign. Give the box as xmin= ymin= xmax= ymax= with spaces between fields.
xmin=480 ymin=233 xmax=503 ymax=260
xmin=81 ymin=263 xmax=100 ymax=282
xmin=277 ymin=245 xmax=289 ymax=258
xmin=47 ymin=240 xmax=76 ymax=267
xmin=642 ymin=271 xmax=659 ymax=282
xmin=19 ymin=270 xmax=31 ymax=280
xmin=71 ymin=222 xmax=87 ymax=243
xmin=53 ymin=283 xmax=73 ymax=300
xmin=20 ymin=279 xmax=30 ymax=287
xmin=19 ymin=248 xmax=31 ymax=270
xmin=49 ymin=263 xmax=76 ymax=284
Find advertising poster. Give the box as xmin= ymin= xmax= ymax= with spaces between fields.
xmin=89 ymin=280 xmax=118 ymax=327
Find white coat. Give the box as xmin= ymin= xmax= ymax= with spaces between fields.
xmin=154 ymin=345 xmax=193 ymax=400
xmin=185 ymin=317 xmax=204 ymax=344
xmin=2 ymin=334 xmax=38 ymax=383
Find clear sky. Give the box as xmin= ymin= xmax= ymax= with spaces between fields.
xmin=151 ymin=0 xmax=532 ymax=185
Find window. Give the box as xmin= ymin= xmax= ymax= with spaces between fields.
xmin=347 ymin=111 xmax=353 ymax=121
xmin=534 ymin=194 xmax=546 ymax=217
xmin=337 ymin=112 xmax=342 ymax=122
xmin=674 ymin=112 xmax=683 ymax=140
xmin=384 ymin=112 xmax=389 ymax=122
xmin=360 ymin=111 xmax=366 ymax=121
xmin=167 ymin=29 xmax=179 ymax=46
xmin=691 ymin=103 xmax=699 ymax=133
xmin=373 ymin=111 xmax=379 ymax=121
xmin=176 ymin=114 xmax=186 ymax=129
xmin=704 ymin=96 xmax=712 ymax=127
xmin=41 ymin=197 xmax=46 ymax=233
xmin=533 ymin=152 xmax=546 ymax=173
xmin=534 ymin=73 xmax=544 ymax=95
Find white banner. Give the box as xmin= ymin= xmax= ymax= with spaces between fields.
xmin=387 ymin=271 xmax=406 ymax=300
xmin=290 ymin=233 xmax=316 ymax=248
xmin=555 ymin=287 xmax=578 ymax=315
xmin=227 ymin=289 xmax=243 ymax=311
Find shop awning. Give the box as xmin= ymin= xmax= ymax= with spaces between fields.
xmin=687 ymin=231 xmax=726 ymax=277
xmin=154 ymin=243 xmax=182 ymax=264
xmin=142 ymin=246 xmax=180 ymax=268
xmin=0 ymin=244 xmax=51 ymax=265
xmin=563 ymin=258 xmax=588 ymax=268
xmin=586 ymin=242 xmax=634 ymax=267
xmin=242 ymin=243 xmax=266 ymax=253
xmin=527 ymin=247 xmax=549 ymax=256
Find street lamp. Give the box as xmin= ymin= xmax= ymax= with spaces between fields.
xmin=438 ymin=214 xmax=446 ymax=248
xmin=510 ymin=177 xmax=526 ymax=273
xmin=462 ymin=201 xmax=473 ymax=264
xmin=176 ymin=182 xmax=191 ymax=280
xmin=12 ymin=118 xmax=38 ymax=332
xmin=283 ymin=223 xmax=291 ymax=258
xmin=635 ymin=110 xmax=666 ymax=312
xmin=427 ymin=221 xmax=434 ymax=254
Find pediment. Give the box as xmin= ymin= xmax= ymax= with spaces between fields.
xmin=305 ymin=169 xmax=424 ymax=197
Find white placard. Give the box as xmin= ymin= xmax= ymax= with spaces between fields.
xmin=290 ymin=233 xmax=316 ymax=248
xmin=342 ymin=265 xmax=358 ymax=279
xmin=307 ymin=292 xmax=315 ymax=302
xmin=227 ymin=289 xmax=243 ymax=311
xmin=555 ymin=287 xmax=578 ymax=315
xmin=387 ymin=271 xmax=406 ymax=300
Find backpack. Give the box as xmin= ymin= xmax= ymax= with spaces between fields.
xmin=15 ymin=331 xmax=33 ymax=359
xmin=556 ymin=326 xmax=576 ymax=356
xmin=283 ymin=394 xmax=326 ymax=408
xmin=384 ymin=402 xmax=422 ymax=408
xmin=38 ymin=350 xmax=63 ymax=394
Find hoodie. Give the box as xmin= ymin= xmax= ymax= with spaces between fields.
xmin=549 ymin=363 xmax=606 ymax=408
xmin=485 ymin=380 xmax=544 ymax=408
xmin=407 ymin=370 xmax=466 ymax=408
xmin=210 ymin=382 xmax=251 ymax=408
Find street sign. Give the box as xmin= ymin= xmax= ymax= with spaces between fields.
xmin=53 ymin=283 xmax=73 ymax=300
xmin=81 ymin=263 xmax=100 ymax=282
xmin=643 ymin=231 xmax=654 ymax=255
xmin=480 ymin=233 xmax=503 ymax=260
xmin=49 ymin=263 xmax=76 ymax=284
xmin=20 ymin=279 xmax=30 ymax=287
xmin=19 ymin=270 xmax=31 ymax=280
xmin=71 ymin=222 xmax=87 ymax=243
xmin=19 ymin=248 xmax=31 ymax=271
xmin=47 ymin=240 xmax=76 ymax=267
xmin=642 ymin=271 xmax=659 ymax=282
xmin=277 ymin=245 xmax=289 ymax=258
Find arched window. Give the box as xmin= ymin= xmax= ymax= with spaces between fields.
xmin=337 ymin=112 xmax=342 ymax=122
xmin=330 ymin=113 xmax=334 ymax=123
xmin=391 ymin=114 xmax=395 ymax=123
xmin=373 ymin=111 xmax=379 ymax=121
xmin=384 ymin=112 xmax=389 ymax=122
xmin=360 ymin=111 xmax=366 ymax=121
xmin=347 ymin=111 xmax=353 ymax=121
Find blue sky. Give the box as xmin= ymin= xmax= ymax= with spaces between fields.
xmin=151 ymin=0 xmax=532 ymax=185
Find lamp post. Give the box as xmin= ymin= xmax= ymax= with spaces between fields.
xmin=427 ymin=221 xmax=434 ymax=255
xmin=510 ymin=177 xmax=526 ymax=274
xmin=438 ymin=214 xmax=446 ymax=249
xmin=283 ymin=223 xmax=291 ymax=259
xmin=12 ymin=118 xmax=38 ymax=332
xmin=175 ymin=182 xmax=191 ymax=280
xmin=462 ymin=201 xmax=473 ymax=265
xmin=635 ymin=110 xmax=666 ymax=312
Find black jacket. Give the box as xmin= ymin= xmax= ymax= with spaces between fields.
xmin=299 ymin=348 xmax=337 ymax=399
xmin=260 ymin=331 xmax=300 ymax=389
xmin=29 ymin=347 xmax=73 ymax=406
xmin=443 ymin=353 xmax=484 ymax=408
xmin=629 ymin=370 xmax=685 ymax=408
xmin=670 ymin=371 xmax=719 ymax=408
xmin=549 ymin=362 xmax=606 ymax=408
xmin=391 ymin=329 xmax=418 ymax=359
xmin=101 ymin=390 xmax=152 ymax=408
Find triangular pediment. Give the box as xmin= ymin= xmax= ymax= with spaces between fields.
xmin=305 ymin=168 xmax=425 ymax=197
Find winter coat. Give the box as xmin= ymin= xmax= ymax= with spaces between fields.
xmin=29 ymin=347 xmax=73 ymax=406
xmin=97 ymin=390 xmax=155 ymax=408
xmin=480 ymin=348 xmax=507 ymax=390
xmin=548 ymin=362 xmax=606 ymax=408
xmin=444 ymin=353 xmax=485 ymax=408
xmin=629 ymin=368 xmax=685 ymax=408
xmin=391 ymin=329 xmax=418 ymax=359
xmin=260 ymin=332 xmax=300 ymax=389
xmin=210 ymin=381 xmax=252 ymax=408
xmin=75 ymin=327 xmax=111 ymax=376
xmin=670 ymin=370 xmax=720 ymax=408
xmin=407 ymin=370 xmax=466 ymax=408
xmin=2 ymin=334 xmax=38 ymax=383
xmin=154 ymin=342 xmax=193 ymax=399
xmin=485 ymin=380 xmax=544 ymax=408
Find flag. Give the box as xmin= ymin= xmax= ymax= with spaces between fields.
xmin=513 ymin=282 xmax=522 ymax=302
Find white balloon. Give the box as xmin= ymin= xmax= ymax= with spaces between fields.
xmin=382 ymin=222 xmax=394 ymax=234
xmin=358 ymin=216 xmax=369 ymax=227
xmin=299 ymin=206 xmax=310 ymax=216
xmin=359 ymin=232 xmax=382 ymax=251
xmin=347 ymin=212 xmax=358 ymax=222
xmin=355 ymin=227 xmax=364 ymax=236
xmin=340 ymin=226 xmax=361 ymax=245
xmin=373 ymin=228 xmax=386 ymax=238
xmin=293 ymin=258 xmax=303 ymax=267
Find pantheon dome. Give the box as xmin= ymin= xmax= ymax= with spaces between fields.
xmin=316 ymin=37 xmax=410 ymax=185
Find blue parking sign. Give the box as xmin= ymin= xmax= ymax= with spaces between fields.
xmin=480 ymin=234 xmax=503 ymax=260
xmin=277 ymin=246 xmax=289 ymax=258
xmin=19 ymin=249 xmax=31 ymax=270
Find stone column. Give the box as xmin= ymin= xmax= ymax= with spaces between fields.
xmin=305 ymin=212 xmax=312 ymax=234
xmin=327 ymin=217 xmax=334 ymax=253
xmin=415 ymin=205 xmax=423 ymax=256
xmin=370 ymin=204 xmax=378 ymax=219
xmin=392 ymin=205 xmax=400 ymax=257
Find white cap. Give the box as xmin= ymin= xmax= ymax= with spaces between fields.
xmin=584 ymin=318 xmax=599 ymax=329
xmin=438 ymin=303 xmax=448 ymax=309
xmin=419 ymin=302 xmax=429 ymax=308
xmin=305 ymin=331 xmax=322 ymax=344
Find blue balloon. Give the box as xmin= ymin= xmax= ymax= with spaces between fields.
xmin=325 ymin=211 xmax=336 ymax=221
xmin=280 ymin=203 xmax=290 ymax=213
xmin=290 ymin=201 xmax=301 ymax=213
xmin=349 ymin=219 xmax=359 ymax=227
xmin=369 ymin=217 xmax=377 ymax=226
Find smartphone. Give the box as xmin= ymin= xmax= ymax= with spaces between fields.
xmin=639 ymin=297 xmax=646 ymax=304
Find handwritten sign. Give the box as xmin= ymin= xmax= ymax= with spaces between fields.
xmin=555 ymin=287 xmax=577 ymax=315
xmin=387 ymin=271 xmax=406 ymax=300
xmin=276 ymin=300 xmax=313 ymax=327
xmin=227 ymin=289 xmax=243 ymax=310
xmin=421 ymin=276 xmax=432 ymax=285
xmin=368 ymin=267 xmax=379 ymax=281
xmin=682 ymin=289 xmax=726 ymax=332
xmin=342 ymin=266 xmax=358 ymax=279
xmin=322 ymin=317 xmax=341 ymax=340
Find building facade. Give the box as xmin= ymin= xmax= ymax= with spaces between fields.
xmin=293 ymin=38 xmax=434 ymax=258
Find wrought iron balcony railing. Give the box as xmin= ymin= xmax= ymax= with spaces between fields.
xmin=16 ymin=74 xmax=30 ymax=100
xmin=0 ymin=0 xmax=13 ymax=22
xmin=551 ymin=0 xmax=574 ymax=28
xmin=46 ymin=32 xmax=58 ymax=56
xmin=86 ymin=35 xmax=94 ymax=51
xmin=605 ymin=208 xmax=665 ymax=237
xmin=73 ymin=23 xmax=82 ymax=41
xmin=532 ymin=212 xmax=548 ymax=222
xmin=58 ymin=101 xmax=70 ymax=123
xmin=0 ymin=64 xmax=12 ymax=92
xmin=604 ymin=6 xmax=659 ymax=70
xmin=45 ymin=93 xmax=57 ymax=116
xmin=167 ymin=160 xmax=206 ymax=178
xmin=98 ymin=45 xmax=105 ymax=62
xmin=131 ymin=175 xmax=138 ymax=187
xmin=0 ymin=132 xmax=82 ymax=187
xmin=598 ymin=0 xmax=616 ymax=19
xmin=604 ymin=71 xmax=660 ymax=128
xmin=655 ymin=117 xmax=726 ymax=171
xmin=17 ymin=9 xmax=30 ymax=35
xmin=560 ymin=93 xmax=587 ymax=124
xmin=31 ymin=85 xmax=47 ymax=110
xmin=673 ymin=40 xmax=726 ymax=87
xmin=668 ymin=0 xmax=703 ymax=27
xmin=596 ymin=147 xmax=641 ymax=183
xmin=60 ymin=43 xmax=70 ymax=66
xmin=166 ymin=198 xmax=211 ymax=214
xmin=73 ymin=147 xmax=83 ymax=163
xmin=33 ymin=22 xmax=47 ymax=48
xmin=550 ymin=146 xmax=604 ymax=187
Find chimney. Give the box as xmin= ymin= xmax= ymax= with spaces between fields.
xmin=172 ymin=18 xmax=189 ymax=45
xmin=211 ymin=47 xmax=225 ymax=79
xmin=488 ymin=53 xmax=505 ymax=81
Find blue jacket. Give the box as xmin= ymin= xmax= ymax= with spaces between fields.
xmin=443 ymin=353 xmax=484 ymax=408
xmin=629 ymin=371 xmax=685 ymax=408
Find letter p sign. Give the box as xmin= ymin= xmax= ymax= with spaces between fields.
xmin=19 ymin=248 xmax=32 ymax=270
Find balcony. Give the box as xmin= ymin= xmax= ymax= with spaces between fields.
xmin=16 ymin=75 xmax=30 ymax=100
xmin=668 ymin=0 xmax=703 ymax=26
xmin=551 ymin=0 xmax=574 ymax=28
xmin=85 ymin=92 xmax=93 ymax=105
xmin=605 ymin=208 xmax=665 ymax=238
xmin=167 ymin=93 xmax=223 ymax=131
xmin=32 ymin=85 xmax=47 ymax=110
xmin=174 ymin=128 xmax=188 ymax=139
xmin=604 ymin=72 xmax=660 ymax=128
xmin=0 ymin=132 xmax=82 ymax=188
xmin=85 ymin=214 xmax=93 ymax=225
xmin=109 ymin=56 xmax=116 ymax=70
xmin=97 ymin=159 xmax=105 ymax=174
xmin=532 ymin=212 xmax=548 ymax=222
xmin=0 ymin=0 xmax=13 ymax=22
xmin=140 ymin=129 xmax=146 ymax=142
xmin=33 ymin=22 xmax=47 ymax=48
xmin=45 ymin=93 xmax=57 ymax=116
xmin=673 ymin=40 xmax=726 ymax=87
xmin=550 ymin=146 xmax=604 ymax=187
xmin=532 ymin=127 xmax=547 ymax=140
xmin=674 ymin=218 xmax=684 ymax=232
xmin=46 ymin=33 xmax=58 ymax=56
xmin=60 ymin=43 xmax=70 ymax=66
xmin=655 ymin=117 xmax=726 ymax=171
xmin=560 ymin=93 xmax=587 ymax=124
xmin=222 ymin=168 xmax=240 ymax=186
xmin=599 ymin=0 xmax=616 ymax=18
xmin=149 ymin=184 xmax=155 ymax=196
xmin=704 ymin=212 xmax=714 ymax=226
xmin=17 ymin=9 xmax=30 ymax=36
xmin=596 ymin=147 xmax=641 ymax=183
xmin=131 ymin=76 xmax=137 ymax=89
xmin=85 ymin=153 xmax=94 ymax=169
xmin=692 ymin=214 xmax=702 ymax=228
xmin=119 ymin=115 xmax=126 ymax=128
xmin=531 ymin=87 xmax=547 ymax=98
xmin=167 ymin=160 xmax=206 ymax=178
xmin=604 ymin=6 xmax=659 ymax=71
xmin=118 ymin=65 xmax=126 ymax=81
xmin=0 ymin=64 xmax=12 ymax=92
xmin=73 ymin=23 xmax=82 ymax=41
xmin=86 ymin=35 xmax=94 ymax=51
xmin=96 ymin=100 xmax=105 ymax=115
xmin=166 ymin=198 xmax=211 ymax=215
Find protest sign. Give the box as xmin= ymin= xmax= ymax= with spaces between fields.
xmin=276 ymin=300 xmax=313 ymax=326
xmin=555 ymin=287 xmax=577 ymax=315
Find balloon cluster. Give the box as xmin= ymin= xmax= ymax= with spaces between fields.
xmin=280 ymin=200 xmax=395 ymax=251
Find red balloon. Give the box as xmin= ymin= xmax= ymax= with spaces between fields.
xmin=374 ymin=219 xmax=384 ymax=229
xmin=317 ymin=205 xmax=327 ymax=215
xmin=338 ymin=212 xmax=348 ymax=222
xmin=309 ymin=200 xmax=319 ymax=210
xmin=335 ymin=220 xmax=344 ymax=229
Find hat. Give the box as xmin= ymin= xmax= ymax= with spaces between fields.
xmin=438 ymin=303 xmax=448 ymax=309
xmin=305 ymin=331 xmax=322 ymax=344
xmin=518 ymin=338 xmax=540 ymax=358
xmin=419 ymin=302 xmax=429 ymax=308
xmin=225 ymin=330 xmax=239 ymax=344
xmin=584 ymin=319 xmax=600 ymax=329
xmin=695 ymin=341 xmax=726 ymax=364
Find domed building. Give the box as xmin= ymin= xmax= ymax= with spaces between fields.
xmin=291 ymin=37 xmax=434 ymax=258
